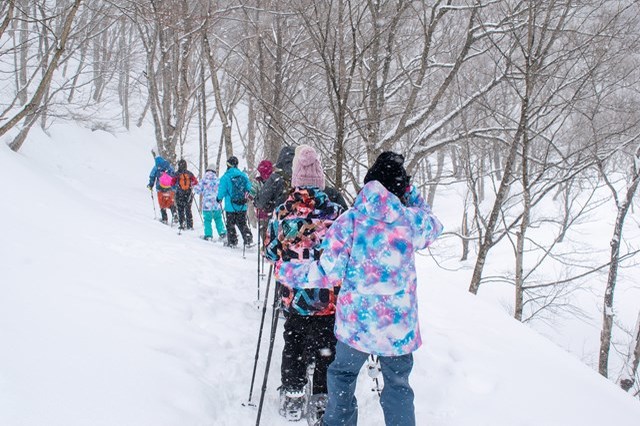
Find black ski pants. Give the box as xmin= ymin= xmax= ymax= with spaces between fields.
xmin=281 ymin=313 xmax=336 ymax=395
xmin=176 ymin=191 xmax=194 ymax=229
xmin=225 ymin=211 xmax=253 ymax=246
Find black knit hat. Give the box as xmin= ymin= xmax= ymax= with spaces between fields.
xmin=227 ymin=156 xmax=239 ymax=167
xmin=364 ymin=151 xmax=410 ymax=200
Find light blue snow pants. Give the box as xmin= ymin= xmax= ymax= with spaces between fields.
xmin=203 ymin=210 xmax=226 ymax=237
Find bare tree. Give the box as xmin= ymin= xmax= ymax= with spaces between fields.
xmin=1 ymin=0 xmax=84 ymax=152
xmin=597 ymin=145 xmax=640 ymax=377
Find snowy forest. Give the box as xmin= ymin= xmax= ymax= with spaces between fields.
xmin=2 ymin=0 xmax=640 ymax=403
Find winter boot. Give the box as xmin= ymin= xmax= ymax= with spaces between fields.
xmin=279 ymin=387 xmax=306 ymax=421
xmin=306 ymin=393 xmax=327 ymax=426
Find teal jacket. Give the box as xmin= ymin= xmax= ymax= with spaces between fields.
xmin=217 ymin=166 xmax=252 ymax=212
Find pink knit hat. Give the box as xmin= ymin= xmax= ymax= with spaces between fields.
xmin=291 ymin=144 xmax=325 ymax=189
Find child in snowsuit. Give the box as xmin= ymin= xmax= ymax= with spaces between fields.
xmin=216 ymin=156 xmax=253 ymax=248
xmin=147 ymin=156 xmax=177 ymax=224
xmin=251 ymin=159 xmax=274 ymax=244
xmin=194 ymin=164 xmax=226 ymax=241
xmin=280 ymin=152 xmax=443 ymax=426
xmin=264 ymin=145 xmax=343 ymax=422
xmin=172 ymin=159 xmax=198 ymax=230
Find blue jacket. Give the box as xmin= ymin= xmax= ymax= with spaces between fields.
xmin=217 ymin=167 xmax=252 ymax=212
xmin=148 ymin=156 xmax=175 ymax=191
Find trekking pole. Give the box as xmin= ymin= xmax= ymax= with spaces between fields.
xmin=256 ymin=220 xmax=261 ymax=301
xmin=255 ymin=278 xmax=282 ymax=426
xmin=243 ymin=264 xmax=273 ymax=406
xmin=150 ymin=189 xmax=157 ymax=219
xmin=193 ymin=197 xmax=204 ymax=225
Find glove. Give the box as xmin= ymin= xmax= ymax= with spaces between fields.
xmin=147 ymin=184 xmax=153 ymax=191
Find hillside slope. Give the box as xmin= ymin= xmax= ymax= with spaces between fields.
xmin=1 ymin=124 xmax=639 ymax=426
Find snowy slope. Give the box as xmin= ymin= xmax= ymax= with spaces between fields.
xmin=1 ymin=124 xmax=639 ymax=426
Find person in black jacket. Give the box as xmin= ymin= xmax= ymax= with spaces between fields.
xmin=172 ymin=159 xmax=198 ymax=230
xmin=254 ymin=146 xmax=295 ymax=214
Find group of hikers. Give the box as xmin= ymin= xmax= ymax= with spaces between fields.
xmin=147 ymin=155 xmax=253 ymax=248
xmin=148 ymin=145 xmax=443 ymax=425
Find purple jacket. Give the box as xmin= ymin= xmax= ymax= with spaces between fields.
xmin=278 ymin=180 xmax=443 ymax=356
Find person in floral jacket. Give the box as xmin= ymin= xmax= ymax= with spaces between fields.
xmin=193 ymin=164 xmax=226 ymax=241
xmin=280 ymin=151 xmax=443 ymax=426
xmin=264 ymin=145 xmax=343 ymax=422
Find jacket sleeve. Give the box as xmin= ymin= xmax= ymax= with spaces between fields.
xmin=326 ymin=187 xmax=349 ymax=210
xmin=263 ymin=212 xmax=280 ymax=262
xmin=405 ymin=186 xmax=443 ymax=250
xmin=277 ymin=211 xmax=354 ymax=289
xmin=190 ymin=173 xmax=198 ymax=187
xmin=255 ymin=174 xmax=282 ymax=211
xmin=217 ymin=175 xmax=228 ymax=202
xmin=193 ymin=179 xmax=203 ymax=194
xmin=148 ymin=166 xmax=158 ymax=187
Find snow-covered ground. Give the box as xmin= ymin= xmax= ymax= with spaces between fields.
xmin=1 ymin=124 xmax=639 ymax=425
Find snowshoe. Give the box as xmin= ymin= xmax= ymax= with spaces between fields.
xmin=306 ymin=393 xmax=327 ymax=426
xmin=279 ymin=387 xmax=307 ymax=421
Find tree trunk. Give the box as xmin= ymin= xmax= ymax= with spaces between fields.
xmin=620 ymin=311 xmax=640 ymax=392
xmin=427 ymin=150 xmax=445 ymax=207
xmin=468 ymin=108 xmax=526 ymax=294
xmin=514 ymin=133 xmax=531 ymax=321
xmin=199 ymin=60 xmax=208 ymax=174
xmin=460 ymin=205 xmax=470 ymax=262
xmin=599 ymin=166 xmax=640 ymax=377
xmin=0 ymin=1 xmax=15 ymax=41
xmin=4 ymin=0 xmax=83 ymax=151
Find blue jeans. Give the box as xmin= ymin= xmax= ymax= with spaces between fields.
xmin=323 ymin=341 xmax=415 ymax=426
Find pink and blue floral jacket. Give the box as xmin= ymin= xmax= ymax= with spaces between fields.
xmin=278 ymin=180 xmax=443 ymax=356
xmin=193 ymin=170 xmax=222 ymax=212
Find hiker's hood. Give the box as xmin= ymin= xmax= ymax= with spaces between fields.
xmin=274 ymin=147 xmax=295 ymax=176
xmin=155 ymin=156 xmax=171 ymax=170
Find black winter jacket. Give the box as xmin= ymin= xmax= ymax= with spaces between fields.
xmin=254 ymin=146 xmax=295 ymax=212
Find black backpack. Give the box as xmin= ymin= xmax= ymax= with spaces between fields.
xmin=230 ymin=174 xmax=248 ymax=204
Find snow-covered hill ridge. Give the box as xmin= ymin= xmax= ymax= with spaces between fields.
xmin=1 ymin=124 xmax=639 ymax=426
